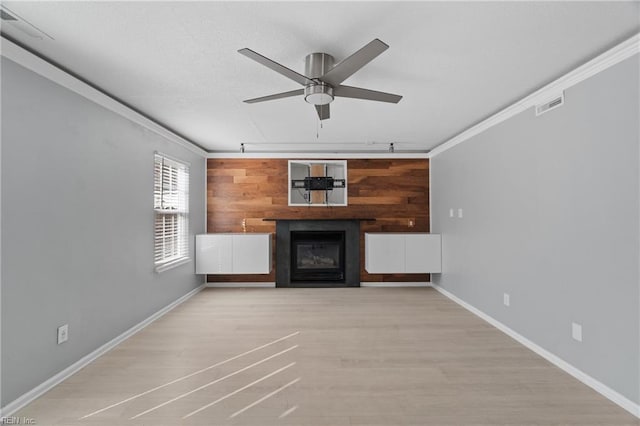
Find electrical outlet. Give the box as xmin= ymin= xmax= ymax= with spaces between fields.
xmin=458 ymin=208 xmax=463 ymax=218
xmin=503 ymin=293 xmax=510 ymax=307
xmin=449 ymin=208 xmax=454 ymax=218
xmin=572 ymin=322 xmax=582 ymax=342
xmin=57 ymin=324 xmax=69 ymax=345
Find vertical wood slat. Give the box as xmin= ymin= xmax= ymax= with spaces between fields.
xmin=206 ymin=158 xmax=430 ymax=283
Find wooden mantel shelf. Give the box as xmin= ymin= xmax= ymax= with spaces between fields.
xmin=262 ymin=218 xmax=376 ymax=222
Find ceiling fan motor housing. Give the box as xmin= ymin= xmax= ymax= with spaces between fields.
xmin=304 ymin=53 xmax=335 ymax=105
xmin=305 ymin=52 xmax=334 ymax=78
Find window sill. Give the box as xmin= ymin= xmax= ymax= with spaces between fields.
xmin=155 ymin=257 xmax=191 ymax=273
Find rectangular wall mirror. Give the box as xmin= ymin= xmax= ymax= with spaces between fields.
xmin=288 ymin=160 xmax=348 ymax=206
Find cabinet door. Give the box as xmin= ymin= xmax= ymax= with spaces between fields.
xmin=232 ymin=234 xmax=271 ymax=274
xmin=405 ymin=234 xmax=441 ymax=273
xmin=365 ymin=233 xmax=405 ymax=273
xmin=195 ymin=234 xmax=233 ymax=274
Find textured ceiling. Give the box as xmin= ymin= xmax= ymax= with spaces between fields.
xmin=1 ymin=1 xmax=639 ymax=153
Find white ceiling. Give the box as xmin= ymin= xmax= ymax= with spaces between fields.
xmin=2 ymin=1 xmax=639 ymax=153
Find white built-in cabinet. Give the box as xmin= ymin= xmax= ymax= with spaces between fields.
xmin=365 ymin=233 xmax=441 ymax=273
xmin=195 ymin=233 xmax=271 ymax=274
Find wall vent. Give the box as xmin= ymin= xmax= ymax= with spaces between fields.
xmin=535 ymin=92 xmax=564 ymax=116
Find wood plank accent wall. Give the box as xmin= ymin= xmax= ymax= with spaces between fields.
xmin=206 ymin=158 xmax=430 ymax=283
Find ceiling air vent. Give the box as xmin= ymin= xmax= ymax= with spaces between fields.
xmin=0 ymin=6 xmax=53 ymax=40
xmin=1 ymin=9 xmax=18 ymax=21
xmin=535 ymin=92 xmax=564 ymax=116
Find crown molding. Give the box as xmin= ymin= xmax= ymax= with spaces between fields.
xmin=1 ymin=36 xmax=208 ymax=157
xmin=428 ymin=33 xmax=640 ymax=158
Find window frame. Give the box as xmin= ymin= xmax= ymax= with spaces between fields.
xmin=154 ymin=152 xmax=190 ymax=272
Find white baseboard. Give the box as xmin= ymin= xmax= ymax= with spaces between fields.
xmin=0 ymin=284 xmax=205 ymax=418
xmin=205 ymin=282 xmax=276 ymax=288
xmin=360 ymin=282 xmax=432 ymax=287
xmin=205 ymin=282 xmax=431 ymax=288
xmin=432 ymin=284 xmax=640 ymax=419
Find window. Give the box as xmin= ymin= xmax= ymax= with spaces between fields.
xmin=154 ymin=153 xmax=189 ymax=271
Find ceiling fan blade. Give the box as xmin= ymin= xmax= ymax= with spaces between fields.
xmin=334 ymin=85 xmax=402 ymax=103
xmin=320 ymin=39 xmax=389 ymax=87
xmin=238 ymin=48 xmax=313 ymax=86
xmin=243 ymin=89 xmax=304 ymax=104
xmin=315 ymin=104 xmax=330 ymax=120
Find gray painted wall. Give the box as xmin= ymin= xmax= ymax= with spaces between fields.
xmin=432 ymin=56 xmax=639 ymax=404
xmin=1 ymin=58 xmax=205 ymax=406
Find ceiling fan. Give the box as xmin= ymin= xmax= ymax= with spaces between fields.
xmin=238 ymin=39 xmax=402 ymax=121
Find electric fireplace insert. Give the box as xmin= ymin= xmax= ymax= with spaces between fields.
xmin=290 ymin=231 xmax=345 ymax=282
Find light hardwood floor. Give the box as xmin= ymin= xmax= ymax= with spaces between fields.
xmin=15 ymin=288 xmax=639 ymax=425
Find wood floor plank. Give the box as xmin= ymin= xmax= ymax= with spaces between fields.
xmin=14 ymin=288 xmax=638 ymax=425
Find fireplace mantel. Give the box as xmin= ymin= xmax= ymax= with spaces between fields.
xmin=264 ymin=218 xmax=376 ymax=222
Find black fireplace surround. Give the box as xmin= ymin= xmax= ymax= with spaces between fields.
xmin=273 ymin=219 xmax=362 ymax=287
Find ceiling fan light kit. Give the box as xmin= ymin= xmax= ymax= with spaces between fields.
xmin=305 ymin=84 xmax=334 ymax=106
xmin=238 ymin=39 xmax=402 ymax=121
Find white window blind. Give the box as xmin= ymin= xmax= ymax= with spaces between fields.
xmin=154 ymin=153 xmax=189 ymax=270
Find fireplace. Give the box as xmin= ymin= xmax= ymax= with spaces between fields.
xmin=272 ymin=219 xmax=364 ymax=287
xmin=291 ymin=231 xmax=345 ymax=282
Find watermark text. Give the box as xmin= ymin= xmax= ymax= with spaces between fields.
xmin=0 ymin=417 xmax=36 ymax=425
